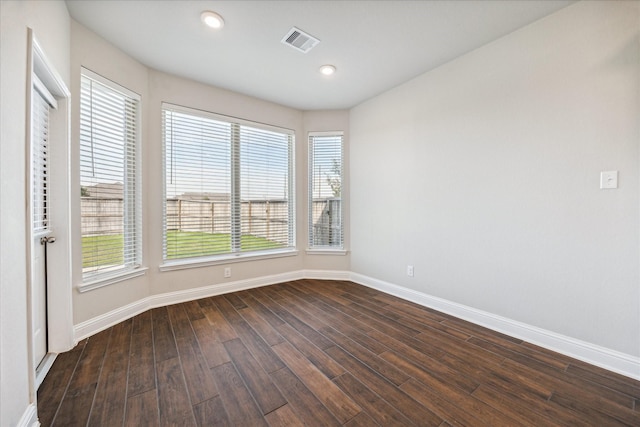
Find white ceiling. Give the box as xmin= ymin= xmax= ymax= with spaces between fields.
xmin=65 ymin=0 xmax=574 ymax=111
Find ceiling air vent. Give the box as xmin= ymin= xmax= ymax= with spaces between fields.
xmin=281 ymin=27 xmax=320 ymax=53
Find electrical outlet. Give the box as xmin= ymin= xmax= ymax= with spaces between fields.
xmin=407 ymin=265 xmax=414 ymax=277
xmin=224 ymin=267 xmax=231 ymax=278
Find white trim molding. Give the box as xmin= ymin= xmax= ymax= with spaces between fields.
xmin=34 ymin=353 xmax=57 ymax=390
xmin=305 ymin=249 xmax=349 ymax=256
xmin=77 ymin=267 xmax=148 ymax=293
xmin=72 ymin=269 xmax=639 ymax=381
xmin=159 ymin=250 xmax=298 ymax=272
xmin=350 ymin=272 xmax=640 ymax=381
xmin=302 ymin=269 xmax=351 ymax=280
xmin=75 ymin=269 xmax=351 ymax=342
xmin=17 ymin=403 xmax=39 ymax=427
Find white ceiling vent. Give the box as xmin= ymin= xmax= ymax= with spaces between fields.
xmin=281 ymin=27 xmax=320 ymax=53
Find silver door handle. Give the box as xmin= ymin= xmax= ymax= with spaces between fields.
xmin=40 ymin=236 xmax=56 ymax=245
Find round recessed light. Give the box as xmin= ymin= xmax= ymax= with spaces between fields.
xmin=319 ymin=64 xmax=336 ymax=76
xmin=201 ymin=11 xmax=224 ymax=29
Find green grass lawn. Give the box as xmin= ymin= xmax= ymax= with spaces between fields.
xmin=82 ymin=234 xmax=125 ymax=269
xmin=82 ymin=230 xmax=283 ymax=268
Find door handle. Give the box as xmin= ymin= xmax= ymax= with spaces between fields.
xmin=40 ymin=236 xmax=56 ymax=245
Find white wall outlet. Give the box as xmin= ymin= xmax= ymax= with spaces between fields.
xmin=407 ymin=265 xmax=414 ymax=277
xmin=224 ymin=267 xmax=231 ymax=278
xmin=600 ymin=171 xmax=618 ymax=189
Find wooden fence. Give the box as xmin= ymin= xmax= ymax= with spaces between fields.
xmin=165 ymin=199 xmax=291 ymax=245
xmin=81 ymin=198 xmax=123 ymax=236
xmin=81 ymin=198 xmax=340 ymax=246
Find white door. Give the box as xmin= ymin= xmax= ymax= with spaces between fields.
xmin=31 ymin=77 xmax=57 ymax=369
xmin=32 ymin=232 xmax=50 ymax=368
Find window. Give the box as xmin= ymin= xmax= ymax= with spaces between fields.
xmin=32 ymin=76 xmax=57 ymax=233
xmin=80 ymin=69 xmax=141 ymax=281
xmin=308 ymin=132 xmax=344 ymax=249
xmin=162 ymin=104 xmax=294 ymax=262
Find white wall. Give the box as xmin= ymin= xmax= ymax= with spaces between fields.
xmin=70 ymin=21 xmax=151 ymax=324
xmin=70 ymin=21 xmax=350 ymax=325
xmin=0 ymin=1 xmax=70 ymax=425
xmin=350 ymin=0 xmax=639 ymax=357
xmin=302 ymin=110 xmax=351 ymax=272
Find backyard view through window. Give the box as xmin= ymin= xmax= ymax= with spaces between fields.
xmin=162 ymin=104 xmax=294 ymax=261
xmin=80 ymin=69 xmax=141 ymax=280
xmin=309 ymin=132 xmax=343 ymax=248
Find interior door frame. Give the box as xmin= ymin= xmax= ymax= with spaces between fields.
xmin=25 ymin=29 xmax=73 ymax=399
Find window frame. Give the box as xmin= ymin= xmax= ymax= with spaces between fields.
xmin=78 ymin=68 xmax=144 ymax=290
xmin=307 ymin=131 xmax=345 ymax=253
xmin=160 ymin=103 xmax=297 ymax=271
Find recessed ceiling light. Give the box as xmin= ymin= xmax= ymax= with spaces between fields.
xmin=319 ymin=65 xmax=336 ymax=76
xmin=201 ymin=11 xmax=224 ymax=29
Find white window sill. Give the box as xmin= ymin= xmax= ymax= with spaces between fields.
xmin=306 ymin=248 xmax=348 ymax=256
xmin=77 ymin=267 xmax=148 ymax=293
xmin=159 ymin=248 xmax=299 ymax=272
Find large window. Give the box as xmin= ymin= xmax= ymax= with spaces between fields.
xmin=162 ymin=104 xmax=295 ymax=262
xmin=80 ymin=69 xmax=141 ymax=281
xmin=308 ymin=132 xmax=343 ymax=249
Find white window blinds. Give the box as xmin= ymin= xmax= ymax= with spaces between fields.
xmin=80 ymin=69 xmax=141 ymax=280
xmin=32 ymin=76 xmax=56 ymax=233
xmin=163 ymin=104 xmax=295 ymax=261
xmin=309 ymin=132 xmax=344 ymax=248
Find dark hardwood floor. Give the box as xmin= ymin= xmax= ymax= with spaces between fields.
xmin=38 ymin=279 xmax=640 ymax=426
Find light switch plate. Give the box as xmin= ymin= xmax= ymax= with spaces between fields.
xmin=600 ymin=171 xmax=618 ymax=189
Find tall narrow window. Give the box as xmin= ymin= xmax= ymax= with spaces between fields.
xmin=32 ymin=76 xmax=56 ymax=233
xmin=162 ymin=104 xmax=294 ymax=262
xmin=308 ymin=132 xmax=344 ymax=249
xmin=80 ymin=69 xmax=141 ymax=280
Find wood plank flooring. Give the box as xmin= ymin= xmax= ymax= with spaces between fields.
xmin=38 ymin=279 xmax=640 ymax=426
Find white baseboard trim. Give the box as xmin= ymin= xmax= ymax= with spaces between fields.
xmin=302 ymin=269 xmax=351 ymax=280
xmin=147 ymin=270 xmax=304 ymax=309
xmin=74 ymin=270 xmax=350 ymax=342
xmin=17 ymin=403 xmax=39 ymax=427
xmin=73 ymin=269 xmax=639 ymax=380
xmin=350 ymin=272 xmax=640 ymax=381
xmin=74 ymin=270 xmax=303 ymax=341
xmin=35 ymin=353 xmax=57 ymax=390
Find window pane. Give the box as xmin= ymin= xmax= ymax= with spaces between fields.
xmin=32 ymin=89 xmax=50 ymax=232
xmin=240 ymin=126 xmax=292 ymax=252
xmin=80 ymin=71 xmax=140 ymax=279
xmin=163 ymin=110 xmax=232 ymax=259
xmin=309 ymin=134 xmax=343 ymax=248
xmin=162 ymin=105 xmax=294 ymax=261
